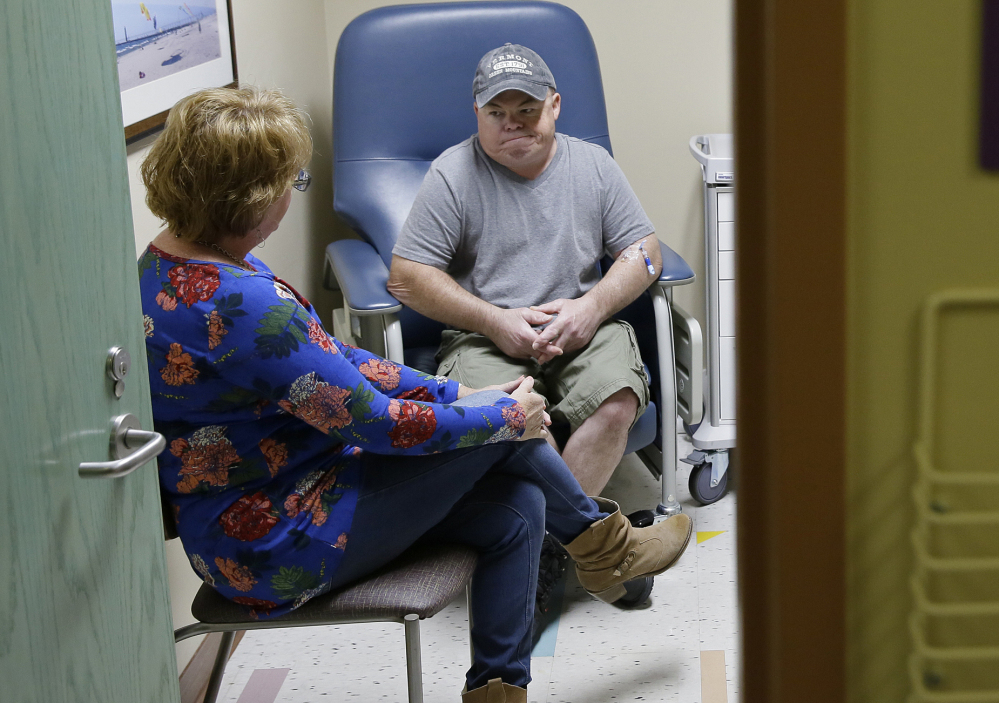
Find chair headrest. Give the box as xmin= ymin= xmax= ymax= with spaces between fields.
xmin=332 ymin=2 xmax=613 ymax=256
xmin=334 ymin=1 xmax=612 ymax=163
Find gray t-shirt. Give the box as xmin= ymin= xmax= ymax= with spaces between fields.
xmin=393 ymin=133 xmax=655 ymax=310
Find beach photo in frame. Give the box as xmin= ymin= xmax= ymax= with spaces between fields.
xmin=112 ymin=1 xmax=237 ymax=140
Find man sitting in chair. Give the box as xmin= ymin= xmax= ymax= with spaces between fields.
xmin=388 ymin=43 xmax=663 ymax=604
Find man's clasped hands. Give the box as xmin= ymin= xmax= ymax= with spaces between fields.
xmin=486 ymin=296 xmax=604 ymax=365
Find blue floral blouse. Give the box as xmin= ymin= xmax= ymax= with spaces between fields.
xmin=138 ymin=244 xmax=525 ymax=618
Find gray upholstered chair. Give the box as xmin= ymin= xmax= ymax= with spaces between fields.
xmin=166 ymin=501 xmax=477 ymax=703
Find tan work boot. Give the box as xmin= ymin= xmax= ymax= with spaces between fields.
xmin=461 ymin=678 xmax=527 ymax=703
xmin=564 ymin=497 xmax=693 ymax=603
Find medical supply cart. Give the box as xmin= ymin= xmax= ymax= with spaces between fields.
xmin=684 ymin=133 xmax=737 ymax=504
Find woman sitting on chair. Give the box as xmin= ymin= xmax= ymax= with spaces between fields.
xmin=138 ymin=86 xmax=692 ymax=703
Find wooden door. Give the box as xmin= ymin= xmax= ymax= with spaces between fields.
xmin=0 ymin=1 xmax=180 ymax=701
xmin=735 ymin=0 xmax=848 ymax=701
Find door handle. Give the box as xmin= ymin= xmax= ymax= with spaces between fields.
xmin=79 ymin=413 xmax=166 ymax=479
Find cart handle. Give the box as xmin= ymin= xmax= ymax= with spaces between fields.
xmin=689 ymin=135 xmax=712 ymax=167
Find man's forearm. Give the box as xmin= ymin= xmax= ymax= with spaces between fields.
xmin=387 ymin=255 xmax=499 ymax=335
xmin=582 ymin=235 xmax=663 ymax=322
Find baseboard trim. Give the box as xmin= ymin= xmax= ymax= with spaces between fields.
xmin=179 ymin=631 xmax=247 ymax=703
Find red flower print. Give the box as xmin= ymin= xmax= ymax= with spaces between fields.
xmin=189 ymin=554 xmax=214 ymax=585
xmin=284 ymin=492 xmax=300 ymax=513
xmin=168 ymin=263 xmax=220 ymax=308
xmin=219 ymin=491 xmax=279 ymax=541
xmin=387 ymin=400 xmax=437 ymax=449
xmin=207 ymin=310 xmax=228 ymax=350
xmin=284 ymin=373 xmax=352 ymax=433
xmin=359 ymin=359 xmax=401 ymax=391
xmin=398 ymin=386 xmax=434 ymax=402
xmin=284 ymin=469 xmax=338 ymax=526
xmin=170 ymin=437 xmax=189 ymax=457
xmin=274 ymin=276 xmax=310 ymax=308
xmin=307 ymin=318 xmax=336 ymax=353
xmin=259 ymin=437 xmax=288 ymax=477
xmin=155 ymin=290 xmax=178 ymax=311
xmin=502 ymin=404 xmax=526 ymax=432
xmin=273 ymin=281 xmax=296 ymax=300
xmin=175 ymin=426 xmax=240 ymax=493
xmin=484 ymin=403 xmax=527 ymax=444
xmin=214 ymin=557 xmax=257 ymax=592
xmin=232 ymin=596 xmax=276 ymax=609
xmin=284 ymin=493 xmax=302 ymax=518
xmin=311 ymin=504 xmax=329 ymax=526
xmin=334 ymin=532 xmax=348 ymax=550
xmin=300 ymin=471 xmax=336 ymax=525
xmin=161 ymin=343 xmax=199 ymax=386
xmin=176 ymin=475 xmax=200 ymax=494
xmin=232 ymin=596 xmax=277 ymax=618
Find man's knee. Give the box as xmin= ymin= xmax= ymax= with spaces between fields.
xmin=592 ymin=387 xmax=640 ymax=428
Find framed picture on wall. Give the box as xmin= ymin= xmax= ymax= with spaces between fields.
xmin=112 ymin=1 xmax=238 ymax=141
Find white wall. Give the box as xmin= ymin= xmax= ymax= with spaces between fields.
xmin=125 ymin=0 xmax=335 ymax=673
xmin=588 ymin=0 xmax=733 ymax=322
xmin=325 ymin=0 xmax=733 ymax=329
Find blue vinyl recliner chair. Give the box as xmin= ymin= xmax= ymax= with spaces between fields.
xmin=323 ymin=1 xmax=703 ymax=517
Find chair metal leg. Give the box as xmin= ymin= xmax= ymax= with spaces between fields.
xmin=650 ymin=287 xmax=682 ymax=516
xmin=384 ymin=312 xmax=404 ymax=363
xmin=203 ymin=630 xmax=236 ymax=703
xmin=404 ymin=614 xmax=424 ymax=703
xmin=466 ymin=584 xmax=475 ymax=666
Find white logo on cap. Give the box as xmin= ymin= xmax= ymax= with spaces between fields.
xmin=493 ymin=60 xmax=528 ymax=71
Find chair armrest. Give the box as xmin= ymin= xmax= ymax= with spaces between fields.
xmin=324 ymin=239 xmax=403 ymax=316
xmin=656 ymin=240 xmax=696 ymax=287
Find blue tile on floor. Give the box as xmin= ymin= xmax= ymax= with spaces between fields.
xmin=532 ymin=572 xmax=568 ymax=657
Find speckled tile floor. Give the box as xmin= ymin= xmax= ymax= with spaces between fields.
xmin=217 ymin=432 xmax=739 ymax=703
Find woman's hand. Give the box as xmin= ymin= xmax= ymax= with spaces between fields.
xmin=509 ymin=376 xmax=552 ymax=441
xmin=482 ymin=376 xmax=525 ymax=394
xmin=456 ymin=376 xmax=525 ymax=399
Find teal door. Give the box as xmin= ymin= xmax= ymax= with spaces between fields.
xmin=0 ymin=1 xmax=180 ymax=701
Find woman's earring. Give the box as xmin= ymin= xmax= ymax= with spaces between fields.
xmin=255 ymin=228 xmax=266 ymax=249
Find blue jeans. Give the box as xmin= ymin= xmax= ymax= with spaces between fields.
xmin=332 ymin=394 xmax=607 ymax=690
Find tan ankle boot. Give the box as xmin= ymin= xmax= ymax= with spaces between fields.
xmin=563 ymin=497 xmax=692 ymax=603
xmin=461 ymin=678 xmax=527 ymax=703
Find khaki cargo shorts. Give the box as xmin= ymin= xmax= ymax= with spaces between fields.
xmin=436 ymin=319 xmax=650 ymax=431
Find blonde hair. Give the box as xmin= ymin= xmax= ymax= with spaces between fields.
xmin=141 ymin=87 xmax=312 ymax=241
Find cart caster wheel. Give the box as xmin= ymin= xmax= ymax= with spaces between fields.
xmin=626 ymin=509 xmax=657 ymax=528
xmin=616 ymin=577 xmax=654 ymax=608
xmin=688 ymin=462 xmax=728 ymax=505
